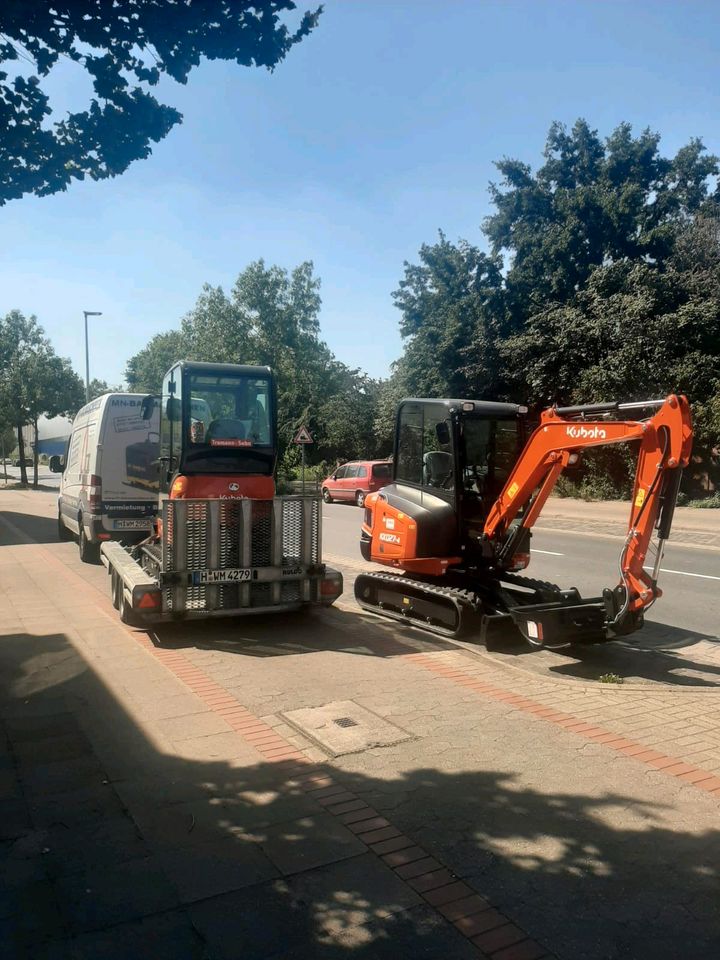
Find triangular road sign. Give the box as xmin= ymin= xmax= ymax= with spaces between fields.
xmin=293 ymin=425 xmax=313 ymax=444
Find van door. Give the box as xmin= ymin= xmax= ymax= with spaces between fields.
xmin=60 ymin=424 xmax=86 ymax=534
xmin=98 ymin=395 xmax=160 ymax=536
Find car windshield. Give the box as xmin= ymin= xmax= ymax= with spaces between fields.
xmin=187 ymin=373 xmax=272 ymax=447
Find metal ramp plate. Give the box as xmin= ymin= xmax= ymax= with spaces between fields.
xmin=281 ymin=700 xmax=413 ymax=757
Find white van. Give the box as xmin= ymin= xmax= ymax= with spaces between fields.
xmin=52 ymin=394 xmax=160 ymax=562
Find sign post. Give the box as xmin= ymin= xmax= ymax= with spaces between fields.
xmin=293 ymin=425 xmax=314 ymax=495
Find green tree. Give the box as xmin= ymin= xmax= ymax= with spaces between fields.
xmin=24 ymin=350 xmax=85 ymax=487
xmin=126 ymin=259 xmax=381 ymax=472
xmin=0 ymin=1 xmax=321 ymax=205
xmin=125 ymin=329 xmax=186 ymax=393
xmin=88 ymin=378 xmax=123 ymax=401
xmin=0 ymin=310 xmax=84 ymax=486
xmin=393 ymin=233 xmax=506 ymax=399
xmin=485 ymin=120 xmax=719 ymax=315
xmin=393 ymin=120 xmax=720 ymax=496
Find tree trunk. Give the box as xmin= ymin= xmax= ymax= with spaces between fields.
xmin=16 ymin=423 xmax=27 ymax=485
xmin=33 ymin=418 xmax=39 ymax=489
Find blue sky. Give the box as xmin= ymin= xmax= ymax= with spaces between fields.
xmin=2 ymin=0 xmax=720 ymax=387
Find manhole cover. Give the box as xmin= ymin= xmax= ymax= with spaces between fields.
xmin=282 ymin=700 xmax=413 ymax=757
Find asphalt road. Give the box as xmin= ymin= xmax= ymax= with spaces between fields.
xmin=322 ymin=501 xmax=720 ymax=642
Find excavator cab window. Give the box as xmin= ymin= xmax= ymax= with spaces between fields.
xmin=395 ymin=401 xmax=455 ymax=497
xmin=459 ymin=415 xmax=524 ymax=523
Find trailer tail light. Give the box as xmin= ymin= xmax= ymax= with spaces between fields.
xmin=510 ymin=552 xmax=530 ymax=571
xmin=320 ymin=572 xmax=343 ymax=603
xmin=89 ymin=474 xmax=102 ymax=512
xmin=136 ymin=589 xmax=161 ymax=610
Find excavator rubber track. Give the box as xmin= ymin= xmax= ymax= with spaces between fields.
xmin=354 ymin=569 xmax=610 ymax=647
xmin=354 ymin=571 xmax=480 ymax=640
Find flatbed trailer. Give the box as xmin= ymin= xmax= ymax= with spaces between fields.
xmin=101 ymin=494 xmax=342 ymax=625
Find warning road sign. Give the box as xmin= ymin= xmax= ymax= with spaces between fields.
xmin=293 ymin=425 xmax=313 ymax=444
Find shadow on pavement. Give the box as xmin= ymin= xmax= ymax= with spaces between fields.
xmin=2 ymin=626 xmax=720 ymax=959
xmin=0 ymin=510 xmax=61 ymax=545
xmin=152 ymin=606 xmax=451 ymax=661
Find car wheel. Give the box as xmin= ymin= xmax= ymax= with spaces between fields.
xmin=355 ymin=490 xmax=365 ymax=507
xmin=57 ymin=511 xmax=71 ymax=542
xmin=322 ymin=487 xmax=332 ymax=503
xmin=78 ymin=517 xmax=100 ymax=564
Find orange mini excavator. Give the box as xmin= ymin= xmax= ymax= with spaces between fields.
xmin=355 ymin=395 xmax=692 ymax=648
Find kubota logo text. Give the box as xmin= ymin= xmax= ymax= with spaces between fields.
xmin=566 ymin=425 xmax=607 ymax=440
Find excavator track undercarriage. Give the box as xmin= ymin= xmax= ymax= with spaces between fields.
xmin=354 ymin=570 xmax=612 ymax=649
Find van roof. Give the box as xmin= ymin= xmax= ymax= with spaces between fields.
xmin=72 ymin=392 xmax=148 ymax=422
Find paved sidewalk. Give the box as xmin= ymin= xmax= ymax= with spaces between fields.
xmin=2 ymin=491 xmax=720 ymax=958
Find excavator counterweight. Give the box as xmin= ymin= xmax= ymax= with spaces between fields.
xmin=355 ymin=394 xmax=692 ymax=649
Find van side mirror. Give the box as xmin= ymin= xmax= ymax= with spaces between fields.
xmin=140 ymin=395 xmax=157 ymax=420
xmin=49 ymin=455 xmax=64 ymax=474
xmin=435 ymin=421 xmax=451 ymax=446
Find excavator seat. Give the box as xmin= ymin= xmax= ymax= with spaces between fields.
xmin=423 ymin=450 xmax=453 ymax=487
xmin=206 ymin=419 xmax=246 ymax=441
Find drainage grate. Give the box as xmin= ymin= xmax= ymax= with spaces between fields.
xmin=333 ymin=717 xmax=358 ymax=728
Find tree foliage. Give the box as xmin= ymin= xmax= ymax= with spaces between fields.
xmin=392 ymin=120 xmax=720 ymax=496
xmin=126 ymin=260 xmax=384 ymax=473
xmin=0 ymin=1 xmax=321 ymax=204
xmin=0 ymin=310 xmax=84 ymax=486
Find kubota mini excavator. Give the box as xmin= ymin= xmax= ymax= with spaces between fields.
xmin=355 ymin=395 xmax=692 ymax=649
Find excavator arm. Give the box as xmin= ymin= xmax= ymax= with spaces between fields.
xmin=484 ymin=395 xmax=693 ymax=629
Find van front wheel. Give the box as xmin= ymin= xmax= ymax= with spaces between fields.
xmin=78 ymin=519 xmax=100 ymax=564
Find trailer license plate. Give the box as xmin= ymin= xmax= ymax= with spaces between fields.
xmin=192 ymin=568 xmax=252 ymax=585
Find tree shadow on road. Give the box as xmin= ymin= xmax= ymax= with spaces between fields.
xmin=1 ymin=626 xmax=720 ymax=960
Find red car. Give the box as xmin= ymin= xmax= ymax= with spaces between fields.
xmin=321 ymin=460 xmax=392 ymax=507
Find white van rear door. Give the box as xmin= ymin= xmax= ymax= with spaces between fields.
xmin=99 ymin=396 xmax=160 ymax=532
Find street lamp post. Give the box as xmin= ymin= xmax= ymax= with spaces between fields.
xmin=83 ymin=310 xmax=102 ymax=403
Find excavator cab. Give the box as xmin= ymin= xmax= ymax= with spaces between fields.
xmin=361 ymin=398 xmax=528 ymax=571
xmin=154 ymin=361 xmax=278 ymax=500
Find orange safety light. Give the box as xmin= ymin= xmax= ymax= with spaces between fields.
xmin=170 ymin=475 xmax=188 ymax=498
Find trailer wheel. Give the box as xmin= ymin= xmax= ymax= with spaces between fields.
xmin=111 ymin=571 xmax=121 ymax=610
xmin=118 ymin=586 xmax=142 ymax=627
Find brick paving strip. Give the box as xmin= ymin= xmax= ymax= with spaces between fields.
xmin=400 ymin=653 xmax=720 ymax=798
